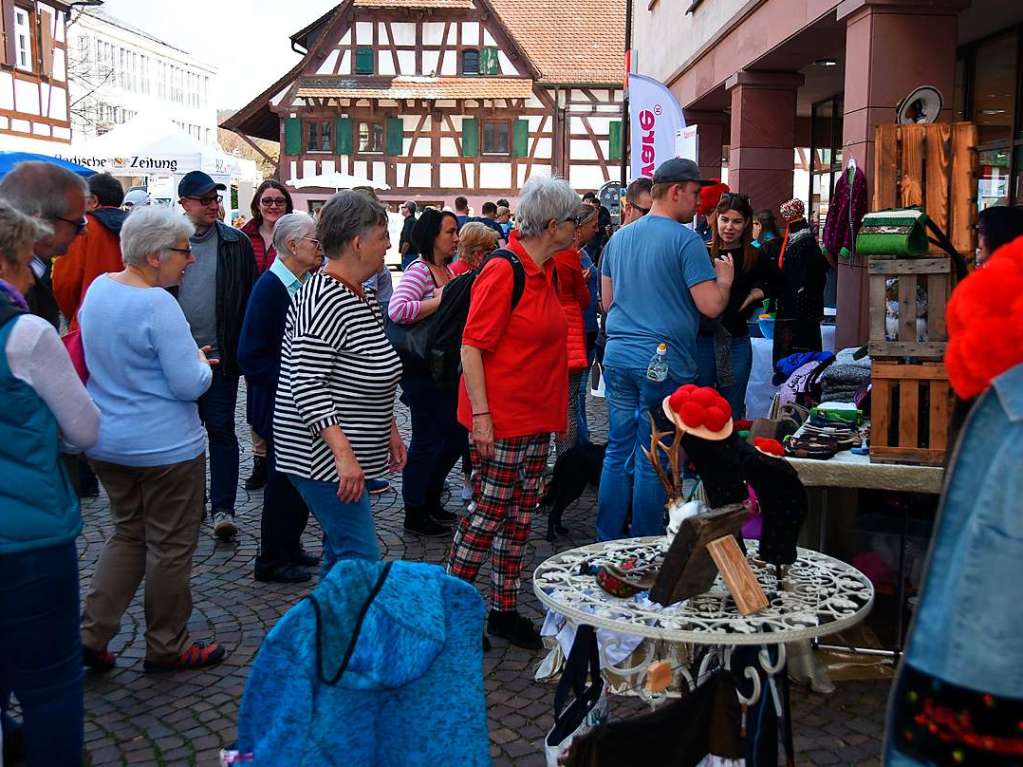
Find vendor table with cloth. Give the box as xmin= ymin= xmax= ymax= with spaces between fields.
xmin=744 ymin=323 xmax=836 ymax=419
xmin=534 ymin=538 xmax=874 ymax=763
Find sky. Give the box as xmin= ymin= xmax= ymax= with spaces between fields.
xmin=92 ymin=0 xmax=339 ymax=110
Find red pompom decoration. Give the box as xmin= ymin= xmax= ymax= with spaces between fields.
xmin=691 ymin=387 xmax=718 ymax=407
xmin=945 ymin=236 xmax=1023 ymax=398
xmin=703 ymin=405 xmax=729 ymax=433
xmin=668 ymin=389 xmax=690 ymax=413
xmin=679 ymin=402 xmax=705 ymax=428
xmin=753 ymin=437 xmax=785 ymax=457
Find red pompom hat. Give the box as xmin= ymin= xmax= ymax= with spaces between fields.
xmin=945 ymin=235 xmax=1023 ymax=399
xmin=662 ymin=384 xmax=734 ymax=441
xmin=697 ymin=182 xmax=730 ymax=217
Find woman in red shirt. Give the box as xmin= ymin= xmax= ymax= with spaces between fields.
xmin=552 ymin=204 xmax=598 ymax=457
xmin=450 ymin=176 xmax=579 ymax=650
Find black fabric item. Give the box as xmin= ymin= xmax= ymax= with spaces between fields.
xmin=772 ymin=318 xmax=823 ymax=366
xmin=385 ymin=248 xmax=525 ymax=385
xmin=736 ymin=442 xmax=807 ymax=566
xmin=546 ymin=625 xmax=604 ymax=750
xmin=564 ymin=672 xmax=744 ymax=767
xmin=25 ymin=279 xmax=60 ymax=329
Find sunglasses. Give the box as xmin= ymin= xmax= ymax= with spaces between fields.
xmin=260 ymin=197 xmax=288 ymax=208
xmin=631 ymin=202 xmax=650 ymax=215
xmin=52 ymin=215 xmax=87 ymax=234
xmin=187 ymin=194 xmax=223 ymax=207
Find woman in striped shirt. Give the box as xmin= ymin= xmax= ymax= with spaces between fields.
xmin=387 ymin=208 xmax=465 ymax=537
xmin=273 ymin=191 xmax=406 ymax=574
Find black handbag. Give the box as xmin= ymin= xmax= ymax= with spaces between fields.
xmin=544 ymin=625 xmax=608 ymax=766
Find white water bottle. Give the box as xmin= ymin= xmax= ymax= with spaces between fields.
xmin=646 ymin=343 xmax=668 ymax=382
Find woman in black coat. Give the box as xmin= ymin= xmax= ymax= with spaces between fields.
xmin=773 ymin=198 xmax=827 ymax=365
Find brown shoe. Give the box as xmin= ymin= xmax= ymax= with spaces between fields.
xmin=143 ymin=641 xmax=226 ymax=673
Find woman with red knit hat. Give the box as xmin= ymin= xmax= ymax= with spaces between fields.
xmin=773 ymin=198 xmax=827 ymax=365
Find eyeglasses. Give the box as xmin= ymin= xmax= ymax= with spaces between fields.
xmin=302 ymin=236 xmax=322 ymax=249
xmin=167 ymin=246 xmax=193 ymax=255
xmin=260 ymin=197 xmax=288 ymax=208
xmin=632 ymin=202 xmax=650 ymax=216
xmin=186 ymin=195 xmax=223 ymax=207
xmin=52 ymin=215 xmax=87 ymax=234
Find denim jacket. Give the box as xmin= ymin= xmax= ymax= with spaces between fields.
xmin=885 ymin=362 xmax=1023 ymax=762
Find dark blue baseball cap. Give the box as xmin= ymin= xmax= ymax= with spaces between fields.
xmin=177 ymin=171 xmax=226 ymax=198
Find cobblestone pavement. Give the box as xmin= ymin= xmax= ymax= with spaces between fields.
xmin=74 ymin=388 xmax=890 ymax=766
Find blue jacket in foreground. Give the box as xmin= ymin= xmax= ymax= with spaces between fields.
xmin=237 ymin=270 xmax=291 ymax=439
xmin=236 ymin=559 xmax=490 ymax=766
xmin=885 ymin=361 xmax=1023 ymax=764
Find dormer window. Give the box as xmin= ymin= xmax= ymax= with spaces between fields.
xmin=462 ymin=49 xmax=480 ymax=76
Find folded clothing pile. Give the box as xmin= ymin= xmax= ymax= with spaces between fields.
xmin=819 ymin=364 xmax=871 ymax=403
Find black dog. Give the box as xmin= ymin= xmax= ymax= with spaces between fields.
xmin=540 ymin=442 xmax=606 ymax=542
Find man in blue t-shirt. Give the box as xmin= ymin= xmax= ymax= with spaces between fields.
xmin=596 ymin=158 xmax=734 ymax=541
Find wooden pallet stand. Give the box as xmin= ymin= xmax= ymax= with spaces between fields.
xmin=868 ymin=255 xmax=951 ymax=360
xmin=870 ymin=361 xmax=953 ymax=466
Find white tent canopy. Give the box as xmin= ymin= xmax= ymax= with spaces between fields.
xmin=61 ymin=114 xmax=259 ymax=182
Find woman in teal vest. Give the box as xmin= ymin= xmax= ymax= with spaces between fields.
xmin=0 ymin=199 xmax=99 ymax=765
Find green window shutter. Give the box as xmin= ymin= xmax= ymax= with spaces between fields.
xmin=462 ymin=118 xmax=479 ymax=157
xmin=512 ymin=119 xmax=529 ymax=158
xmin=284 ymin=117 xmax=302 ymax=155
xmin=386 ymin=118 xmax=404 ymax=155
xmin=480 ymin=46 xmax=500 ymax=75
xmin=335 ymin=117 xmax=352 ymax=155
xmin=355 ymin=46 xmax=374 ymax=75
xmin=608 ymin=120 xmax=623 ymax=161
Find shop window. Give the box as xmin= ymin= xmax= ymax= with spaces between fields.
xmin=14 ymin=7 xmax=32 ymax=72
xmin=978 ymin=148 xmax=1011 ymax=211
xmin=306 ymin=120 xmax=333 ymax=153
xmin=462 ymin=49 xmax=480 ymax=76
xmin=358 ymin=121 xmax=385 ymax=153
xmin=482 ymin=121 xmax=510 ymax=155
xmin=971 ymin=32 xmax=1017 ymax=146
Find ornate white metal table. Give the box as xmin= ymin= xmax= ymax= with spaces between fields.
xmin=533 ymin=537 xmax=874 ymax=648
xmin=533 ymin=537 xmax=875 ymax=761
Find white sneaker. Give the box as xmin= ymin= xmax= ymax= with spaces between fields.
xmin=211 ymin=510 xmax=237 ymax=541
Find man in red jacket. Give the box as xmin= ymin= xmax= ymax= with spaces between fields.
xmin=52 ymin=172 xmax=127 ymax=331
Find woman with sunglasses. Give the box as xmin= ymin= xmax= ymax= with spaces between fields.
xmin=79 ymin=207 xmax=226 ymax=673
xmin=240 ymin=181 xmax=295 ymax=490
xmin=242 ymin=181 xmax=294 ymax=274
xmin=696 ymin=192 xmax=781 ymax=417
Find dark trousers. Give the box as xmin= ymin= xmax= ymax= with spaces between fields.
xmin=256 ymin=438 xmax=311 ymax=572
xmin=400 ymin=368 xmax=467 ymax=507
xmin=0 ymin=541 xmax=83 ymax=766
xmin=197 ymin=367 xmax=240 ymax=513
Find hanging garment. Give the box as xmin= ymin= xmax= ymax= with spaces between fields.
xmin=235 ymin=560 xmax=490 ymax=766
xmin=822 ymin=166 xmax=868 ymax=258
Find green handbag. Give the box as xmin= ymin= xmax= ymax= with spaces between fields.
xmin=855 ymin=208 xmax=931 ymax=257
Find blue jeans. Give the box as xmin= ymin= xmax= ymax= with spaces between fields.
xmin=288 ymin=476 xmax=379 ymax=577
xmin=197 ymin=367 xmax=240 ymax=513
xmin=0 ymin=541 xmax=83 ymax=765
xmin=695 ymin=333 xmax=753 ymax=419
xmin=400 ymin=368 xmax=467 ymax=508
xmin=596 ymin=366 xmax=685 ymax=541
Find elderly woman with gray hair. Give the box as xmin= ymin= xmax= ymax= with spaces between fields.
xmin=238 ymin=213 xmax=322 ymax=584
xmin=78 ymin=206 xmax=224 ymax=674
xmin=449 ymin=175 xmax=578 ymax=650
xmin=0 ymin=200 xmax=98 ymax=764
xmin=273 ymin=191 xmax=406 ymax=575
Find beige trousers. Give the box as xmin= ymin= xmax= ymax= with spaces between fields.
xmin=81 ymin=454 xmax=205 ymax=664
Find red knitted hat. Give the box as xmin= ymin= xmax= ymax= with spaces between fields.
xmin=945 ymin=235 xmax=1023 ymax=398
xmin=697 ymin=182 xmax=729 ymax=217
xmin=663 ymin=385 xmax=734 ymax=440
xmin=753 ymin=437 xmax=785 ymax=458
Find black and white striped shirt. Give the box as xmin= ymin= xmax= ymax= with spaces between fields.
xmin=273 ymin=273 xmax=401 ymax=482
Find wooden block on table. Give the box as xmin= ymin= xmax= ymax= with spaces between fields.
xmin=707 ymin=535 xmax=769 ymax=616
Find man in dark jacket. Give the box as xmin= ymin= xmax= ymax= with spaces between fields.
xmin=177 ymin=171 xmax=257 ymax=542
xmin=398 ymin=200 xmax=419 ymax=270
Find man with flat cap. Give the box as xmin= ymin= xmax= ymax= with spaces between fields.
xmin=596 ymin=158 xmax=735 ymax=542
xmin=177 ymin=171 xmax=257 ymax=542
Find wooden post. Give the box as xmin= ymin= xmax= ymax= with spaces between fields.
xmin=707 ymin=536 xmax=768 ymax=616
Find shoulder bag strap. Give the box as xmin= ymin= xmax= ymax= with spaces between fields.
xmin=552 ymin=624 xmax=602 ymax=718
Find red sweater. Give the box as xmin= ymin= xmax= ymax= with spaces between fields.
xmin=552 ymin=247 xmax=591 ymax=372
xmin=242 ymin=219 xmax=277 ymax=273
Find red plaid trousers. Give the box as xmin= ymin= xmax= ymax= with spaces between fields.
xmin=448 ymin=433 xmax=550 ymax=611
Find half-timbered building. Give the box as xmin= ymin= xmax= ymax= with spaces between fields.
xmin=223 ymin=0 xmax=625 ymax=210
xmin=0 ymin=0 xmax=72 ymax=152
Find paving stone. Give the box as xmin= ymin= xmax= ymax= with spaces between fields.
xmin=71 ymin=386 xmax=889 ymax=765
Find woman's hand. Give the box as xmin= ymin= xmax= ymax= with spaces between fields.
xmin=388 ymin=421 xmax=407 ymax=472
xmin=198 ymin=345 xmax=219 ymax=366
xmin=471 ymin=413 xmax=496 ymax=460
xmin=739 ymin=288 xmax=765 ymax=313
xmin=334 ymin=447 xmax=365 ymax=503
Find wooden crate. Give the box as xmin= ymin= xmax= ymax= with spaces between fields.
xmin=870 ymin=362 xmax=953 ymax=466
xmin=868 ymin=256 xmax=951 ymax=359
xmin=874 ymin=122 xmax=978 ymax=257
